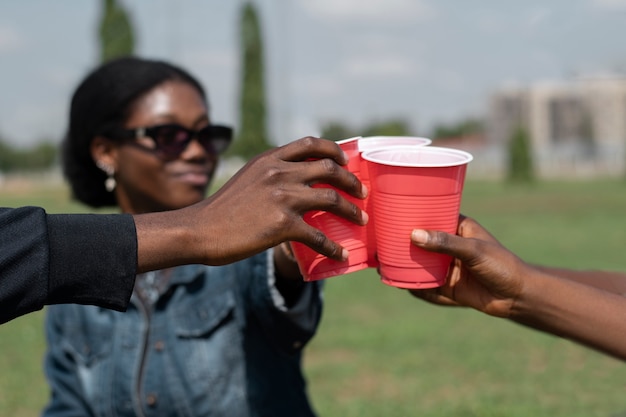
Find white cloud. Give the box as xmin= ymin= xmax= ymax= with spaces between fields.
xmin=300 ymin=0 xmax=435 ymax=24
xmin=0 ymin=24 xmax=23 ymax=53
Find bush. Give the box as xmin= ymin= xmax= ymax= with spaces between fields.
xmin=507 ymin=126 xmax=535 ymax=183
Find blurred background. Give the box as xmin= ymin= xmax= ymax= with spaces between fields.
xmin=1 ymin=1 xmax=625 ymax=416
xmin=2 ymin=0 xmax=626 ymax=180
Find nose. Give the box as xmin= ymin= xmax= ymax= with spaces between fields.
xmin=180 ymin=136 xmax=214 ymax=162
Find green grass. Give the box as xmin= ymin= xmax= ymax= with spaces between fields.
xmin=1 ymin=179 xmax=625 ymax=416
xmin=306 ymin=179 xmax=626 ymax=417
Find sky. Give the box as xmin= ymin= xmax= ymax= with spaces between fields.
xmin=1 ymin=0 xmax=626 ymax=148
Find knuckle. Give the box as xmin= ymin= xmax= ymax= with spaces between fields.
xmin=264 ymin=165 xmax=284 ymax=182
xmin=299 ymin=136 xmax=317 ymax=150
xmin=465 ymin=239 xmax=489 ymax=266
xmin=274 ymin=211 xmax=292 ymax=230
xmin=431 ymin=230 xmax=449 ymax=248
xmin=348 ymin=172 xmax=360 ymax=192
xmin=269 ymin=186 xmax=286 ymax=202
xmin=350 ymin=202 xmax=359 ymax=220
xmin=319 ymin=158 xmax=339 ymax=175
xmin=260 ymin=212 xmax=293 ymax=244
xmin=322 ymin=188 xmax=341 ymax=208
xmin=309 ymin=230 xmax=329 ymax=251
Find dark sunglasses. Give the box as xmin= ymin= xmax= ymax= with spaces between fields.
xmin=105 ymin=124 xmax=233 ymax=159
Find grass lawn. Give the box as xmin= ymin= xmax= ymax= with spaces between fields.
xmin=1 ymin=178 xmax=625 ymax=416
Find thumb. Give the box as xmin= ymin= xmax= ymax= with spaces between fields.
xmin=411 ymin=228 xmax=476 ymax=262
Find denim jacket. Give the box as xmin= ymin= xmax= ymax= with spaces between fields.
xmin=42 ymin=251 xmax=322 ymax=417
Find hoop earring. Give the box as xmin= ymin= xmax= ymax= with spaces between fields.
xmin=96 ymin=161 xmax=116 ymax=192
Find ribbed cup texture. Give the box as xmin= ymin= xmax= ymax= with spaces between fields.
xmin=365 ymin=157 xmax=468 ymax=288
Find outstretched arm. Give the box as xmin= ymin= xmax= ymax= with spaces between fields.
xmin=409 ymin=216 xmax=626 ymax=360
xmin=0 ymin=137 xmax=365 ymax=324
xmin=531 ymin=265 xmax=626 ymax=296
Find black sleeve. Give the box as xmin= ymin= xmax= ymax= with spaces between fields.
xmin=0 ymin=206 xmax=137 ymax=324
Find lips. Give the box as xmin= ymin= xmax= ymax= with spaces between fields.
xmin=174 ymin=170 xmax=211 ymax=186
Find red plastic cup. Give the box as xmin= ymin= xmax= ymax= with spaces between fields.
xmin=357 ymin=136 xmax=432 ymax=267
xmin=291 ymin=137 xmax=370 ymax=281
xmin=358 ymin=136 xmax=432 ymax=153
xmin=361 ymin=146 xmax=473 ymax=289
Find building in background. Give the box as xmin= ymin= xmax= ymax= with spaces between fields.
xmin=487 ymin=74 xmax=626 ymax=178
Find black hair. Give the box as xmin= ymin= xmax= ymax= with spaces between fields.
xmin=62 ymin=56 xmax=207 ymax=207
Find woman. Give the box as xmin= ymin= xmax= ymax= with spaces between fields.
xmin=42 ymin=56 xmax=324 ymax=416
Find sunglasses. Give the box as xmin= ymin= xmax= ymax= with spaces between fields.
xmin=105 ymin=123 xmax=233 ymax=159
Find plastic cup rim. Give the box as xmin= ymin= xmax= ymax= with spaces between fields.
xmin=360 ymin=135 xmax=432 ymax=142
xmin=361 ymin=146 xmax=473 ymax=167
xmin=336 ymin=136 xmax=362 ymax=145
xmin=358 ymin=136 xmax=432 ymax=151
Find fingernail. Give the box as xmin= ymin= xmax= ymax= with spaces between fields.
xmin=361 ymin=210 xmax=369 ymax=225
xmin=341 ymin=248 xmax=349 ymax=261
xmin=361 ymin=183 xmax=368 ymax=198
xmin=411 ymin=229 xmax=429 ymax=244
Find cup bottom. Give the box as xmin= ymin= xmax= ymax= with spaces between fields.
xmin=379 ymin=264 xmax=447 ymax=289
xmin=291 ymin=241 xmax=370 ymax=281
xmin=303 ymin=260 xmax=370 ymax=281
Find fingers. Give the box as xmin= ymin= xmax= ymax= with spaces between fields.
xmin=307 ymin=157 xmax=367 ymax=199
xmin=263 ymin=137 xmax=367 ymax=201
xmin=260 ymin=159 xmax=367 ymax=226
xmin=306 ymin=187 xmax=369 ymax=226
xmin=271 ymin=148 xmax=368 ymax=225
xmin=410 ymin=228 xmax=482 ymax=264
xmin=410 ymin=215 xmax=498 ymax=262
xmin=285 ymin=185 xmax=368 ymax=260
xmin=276 ymin=136 xmax=349 ymax=165
xmin=294 ymin=225 xmax=349 ymax=261
xmin=279 ymin=138 xmax=367 ymax=200
xmin=408 ymin=289 xmax=460 ymax=307
xmin=222 ymin=136 xmax=368 ymax=261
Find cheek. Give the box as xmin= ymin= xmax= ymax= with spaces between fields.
xmin=119 ymin=155 xmax=161 ymax=184
xmin=116 ymin=156 xmax=164 ymax=195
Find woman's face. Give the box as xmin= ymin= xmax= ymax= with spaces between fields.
xmin=108 ymin=80 xmax=216 ymax=214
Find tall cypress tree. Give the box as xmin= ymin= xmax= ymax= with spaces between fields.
xmin=507 ymin=125 xmax=535 ymax=183
xmin=228 ymin=1 xmax=271 ymax=160
xmin=99 ymin=0 xmax=135 ymax=63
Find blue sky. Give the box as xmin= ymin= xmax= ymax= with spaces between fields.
xmin=1 ymin=0 xmax=626 ymax=148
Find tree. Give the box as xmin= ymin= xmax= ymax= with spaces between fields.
xmin=363 ymin=119 xmax=412 ymax=137
xmin=320 ymin=118 xmax=413 ymax=141
xmin=320 ymin=122 xmax=357 ymax=141
xmin=0 ymin=139 xmax=15 ymax=172
xmin=99 ymin=0 xmax=135 ymax=63
xmin=507 ymin=126 xmax=535 ymax=183
xmin=228 ymin=1 xmax=271 ymax=160
xmin=0 ymin=139 xmax=57 ymax=173
xmin=432 ymin=118 xmax=484 ymax=140
xmin=579 ymin=111 xmax=596 ymax=159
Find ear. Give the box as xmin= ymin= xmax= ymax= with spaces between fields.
xmin=91 ymin=136 xmax=118 ymax=173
